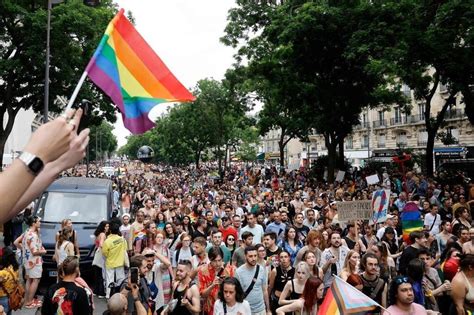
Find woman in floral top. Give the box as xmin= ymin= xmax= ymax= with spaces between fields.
xmin=22 ymin=216 xmax=46 ymax=308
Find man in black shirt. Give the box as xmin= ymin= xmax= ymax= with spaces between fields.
xmin=42 ymin=256 xmax=92 ymax=315
xmin=398 ymin=231 xmax=427 ymax=275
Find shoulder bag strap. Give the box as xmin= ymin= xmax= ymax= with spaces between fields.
xmin=370 ymin=278 xmax=385 ymax=300
xmin=429 ymin=214 xmax=438 ymax=232
xmin=243 ymin=264 xmax=260 ymax=298
xmin=223 ymin=301 xmax=227 ymax=315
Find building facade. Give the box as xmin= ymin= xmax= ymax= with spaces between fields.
xmin=260 ymin=83 xmax=474 ymax=170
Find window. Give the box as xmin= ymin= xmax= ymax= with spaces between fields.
xmin=448 ymin=127 xmax=459 ymax=140
xmin=362 ymin=113 xmax=367 ymax=124
xmin=394 ymin=107 xmax=402 ymax=123
xmin=418 ymin=129 xmax=428 ymax=146
xmin=402 ymin=84 xmax=411 ymax=97
xmin=346 ymin=137 xmax=353 ymax=149
xmin=378 ymin=111 xmax=385 ymax=122
xmin=397 ymin=132 xmax=407 ymax=146
xmin=378 ymin=134 xmax=386 ymax=148
xmin=362 ymin=135 xmax=369 ymax=148
xmin=418 ymin=104 xmax=425 ymax=120
xmin=311 ymin=146 xmax=317 ymax=151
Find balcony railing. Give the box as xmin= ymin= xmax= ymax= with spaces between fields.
xmin=354 ymin=122 xmax=370 ymax=130
xmin=391 ymin=116 xmax=414 ymax=125
xmin=377 ymin=143 xmax=386 ymax=148
xmin=444 ymin=109 xmax=465 ymax=120
xmin=361 ymin=143 xmax=369 ymax=148
xmin=409 ymin=114 xmax=425 ymax=123
xmin=373 ymin=120 xmax=387 ymax=128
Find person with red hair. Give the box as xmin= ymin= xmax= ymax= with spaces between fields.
xmin=275 ymin=276 xmax=323 ymax=315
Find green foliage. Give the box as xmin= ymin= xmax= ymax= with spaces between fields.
xmin=117 ymin=131 xmax=160 ymax=162
xmin=436 ymin=131 xmax=459 ymax=146
xmin=222 ymin=0 xmax=405 ymax=181
xmin=353 ymin=0 xmax=474 ymax=176
xmin=235 ymin=125 xmax=260 ymax=162
xmin=89 ymin=121 xmax=117 ymax=161
xmin=0 ymin=0 xmax=118 ymax=165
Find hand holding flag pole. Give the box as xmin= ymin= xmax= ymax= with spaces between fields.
xmin=63 ymin=8 xmax=195 ymax=134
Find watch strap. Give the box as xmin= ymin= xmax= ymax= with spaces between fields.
xmin=18 ymin=152 xmax=44 ymax=175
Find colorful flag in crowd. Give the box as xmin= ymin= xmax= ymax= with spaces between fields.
xmin=371 ymin=189 xmax=390 ymax=224
xmin=318 ymin=276 xmax=380 ymax=314
xmin=86 ymin=9 xmax=195 ymax=134
xmin=401 ymin=201 xmax=423 ymax=243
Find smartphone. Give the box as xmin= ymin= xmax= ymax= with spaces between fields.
xmin=72 ymin=99 xmax=90 ymax=133
xmin=130 ymin=267 xmax=139 ymax=284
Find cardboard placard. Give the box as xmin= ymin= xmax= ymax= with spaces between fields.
xmin=337 ymin=200 xmax=373 ymax=221
xmin=366 ymin=174 xmax=380 ymax=186
xmin=336 ymin=171 xmax=345 ymax=182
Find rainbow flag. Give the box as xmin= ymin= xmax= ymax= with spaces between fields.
xmin=318 ymin=276 xmax=380 ymax=314
xmin=86 ymin=9 xmax=195 ymax=134
xmin=401 ymin=201 xmax=423 ymax=243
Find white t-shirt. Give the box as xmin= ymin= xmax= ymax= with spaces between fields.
xmin=240 ymin=224 xmax=264 ymax=244
xmin=213 ymin=299 xmax=251 ymax=315
xmin=424 ymin=213 xmax=441 ymax=235
xmin=383 ymin=303 xmax=427 ymax=315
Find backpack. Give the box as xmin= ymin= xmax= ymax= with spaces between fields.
xmin=1 ymin=268 xmax=25 ymax=310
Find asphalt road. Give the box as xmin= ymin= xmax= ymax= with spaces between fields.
xmin=14 ymin=296 xmax=108 ymax=314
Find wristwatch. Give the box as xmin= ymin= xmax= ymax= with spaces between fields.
xmin=18 ymin=152 xmax=44 ymax=175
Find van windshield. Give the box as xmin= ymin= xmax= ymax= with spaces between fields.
xmin=41 ymin=192 xmax=107 ymax=223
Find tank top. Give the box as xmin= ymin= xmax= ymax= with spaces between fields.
xmin=57 ymin=241 xmax=71 ymax=265
xmin=274 ymin=266 xmax=295 ymax=293
xmin=462 ymin=271 xmax=474 ymax=303
xmin=170 ymin=284 xmax=193 ymax=315
xmin=290 ymin=280 xmax=303 ymax=300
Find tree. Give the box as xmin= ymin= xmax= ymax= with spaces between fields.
xmin=117 ymin=131 xmax=160 ymax=162
xmin=234 ymin=122 xmax=260 ymax=163
xmin=353 ymin=0 xmax=474 ymax=177
xmin=89 ymin=121 xmax=117 ymax=161
xmin=223 ymin=0 xmax=404 ymax=182
xmin=0 ymin=0 xmax=117 ymax=169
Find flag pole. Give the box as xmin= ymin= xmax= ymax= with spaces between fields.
xmin=333 ymin=275 xmax=392 ymax=315
xmin=65 ymin=70 xmax=88 ymax=111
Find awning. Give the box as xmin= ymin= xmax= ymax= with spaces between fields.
xmin=257 ymin=152 xmax=265 ymax=161
xmin=434 ymin=147 xmax=467 ymax=156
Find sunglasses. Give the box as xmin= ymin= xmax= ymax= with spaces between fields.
xmin=395 ymin=276 xmax=409 ymax=284
xmin=227 ymin=238 xmax=235 ymax=241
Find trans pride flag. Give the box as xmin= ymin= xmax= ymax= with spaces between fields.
xmin=86 ymin=9 xmax=195 ymax=134
xmin=318 ymin=276 xmax=380 ymax=314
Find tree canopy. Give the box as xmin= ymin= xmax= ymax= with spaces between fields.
xmin=0 ymin=0 xmax=118 ymax=167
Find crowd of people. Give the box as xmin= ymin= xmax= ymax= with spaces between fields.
xmin=1 ymin=161 xmax=474 ymax=315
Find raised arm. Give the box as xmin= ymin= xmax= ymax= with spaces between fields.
xmin=276 ymin=299 xmax=304 ymax=315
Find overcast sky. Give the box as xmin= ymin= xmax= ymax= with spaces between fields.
xmin=112 ymin=0 xmax=237 ymax=147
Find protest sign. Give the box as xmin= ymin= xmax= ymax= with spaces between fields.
xmin=338 ymin=200 xmax=373 ymax=221
xmin=371 ymin=189 xmax=390 ymax=224
xmin=336 ymin=171 xmax=345 ymax=182
xmin=366 ymin=174 xmax=380 ymax=185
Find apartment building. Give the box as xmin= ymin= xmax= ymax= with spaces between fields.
xmin=261 ymin=84 xmax=474 ymax=170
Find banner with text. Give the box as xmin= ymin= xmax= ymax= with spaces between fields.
xmin=338 ymin=200 xmax=373 ymax=221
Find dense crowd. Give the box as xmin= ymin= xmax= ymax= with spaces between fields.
xmin=1 ymin=162 xmax=474 ymax=315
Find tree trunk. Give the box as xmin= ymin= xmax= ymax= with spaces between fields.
xmin=337 ymin=136 xmax=345 ymax=170
xmin=325 ymin=133 xmax=337 ymax=183
xmin=195 ymin=151 xmax=201 ymax=169
xmin=0 ymin=107 xmax=20 ymax=171
xmin=425 ymin=129 xmax=436 ymax=177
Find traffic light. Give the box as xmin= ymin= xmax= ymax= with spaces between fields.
xmin=83 ymin=0 xmax=100 ymax=6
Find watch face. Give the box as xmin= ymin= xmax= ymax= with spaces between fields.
xmin=30 ymin=157 xmax=44 ymax=173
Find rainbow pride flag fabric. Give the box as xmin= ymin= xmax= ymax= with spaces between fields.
xmin=401 ymin=201 xmax=423 ymax=244
xmin=318 ymin=276 xmax=380 ymax=314
xmin=86 ymin=9 xmax=195 ymax=134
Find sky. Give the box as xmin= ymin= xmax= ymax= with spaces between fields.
xmin=111 ymin=0 xmax=237 ymax=147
